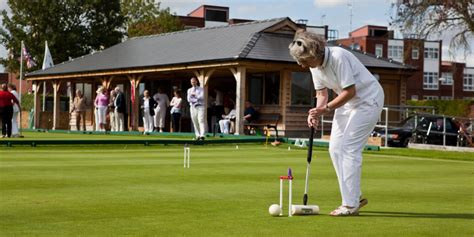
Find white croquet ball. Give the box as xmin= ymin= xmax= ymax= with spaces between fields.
xmin=268 ymin=204 xmax=281 ymax=216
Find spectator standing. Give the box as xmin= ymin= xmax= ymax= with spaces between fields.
xmin=0 ymin=84 xmax=20 ymax=138
xmin=207 ymin=94 xmax=215 ymax=133
xmin=153 ymin=88 xmax=169 ymax=132
xmin=108 ymin=90 xmax=117 ymax=132
xmin=94 ymin=87 xmax=108 ymax=132
xmin=214 ymin=89 xmax=225 ymax=122
xmin=70 ymin=89 xmax=87 ymax=131
xmin=114 ymin=87 xmax=126 ymax=131
xmin=7 ymin=84 xmax=20 ymax=137
xmin=169 ymin=89 xmax=183 ymax=132
xmin=141 ymin=90 xmax=156 ymax=134
xmin=187 ymin=77 xmax=206 ymax=140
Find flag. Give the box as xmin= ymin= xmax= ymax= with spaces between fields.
xmin=22 ymin=43 xmax=36 ymax=69
xmin=41 ymin=41 xmax=54 ymax=112
xmin=42 ymin=41 xmax=54 ymax=70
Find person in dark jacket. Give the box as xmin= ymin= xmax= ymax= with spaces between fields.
xmin=114 ymin=87 xmax=126 ymax=131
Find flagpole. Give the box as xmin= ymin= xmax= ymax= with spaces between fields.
xmin=42 ymin=41 xmax=47 ymax=111
xmin=19 ymin=41 xmax=24 ymax=136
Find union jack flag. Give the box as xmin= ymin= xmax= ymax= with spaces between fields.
xmin=22 ymin=44 xmax=36 ymax=69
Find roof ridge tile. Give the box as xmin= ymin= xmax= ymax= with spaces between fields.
xmin=236 ymin=33 xmax=262 ymax=59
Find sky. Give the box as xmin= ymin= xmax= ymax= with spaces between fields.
xmin=0 ymin=0 xmax=472 ymax=72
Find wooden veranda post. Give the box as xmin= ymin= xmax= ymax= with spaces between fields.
xmin=230 ymin=67 xmax=246 ymax=135
xmin=128 ymin=75 xmax=143 ymax=131
xmin=33 ymin=81 xmax=42 ymax=129
xmin=52 ymin=80 xmax=61 ymax=130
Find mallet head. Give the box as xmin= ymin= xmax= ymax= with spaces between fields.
xmin=291 ymin=205 xmax=320 ymax=215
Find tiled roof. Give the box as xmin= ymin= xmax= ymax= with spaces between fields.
xmin=27 ymin=18 xmax=411 ymax=78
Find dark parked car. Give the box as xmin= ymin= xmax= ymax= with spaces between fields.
xmin=372 ymin=114 xmax=460 ymax=147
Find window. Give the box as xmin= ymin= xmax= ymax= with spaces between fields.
xmin=291 ymin=72 xmax=314 ymax=105
xmin=464 ymin=74 xmax=474 ymax=91
xmin=423 ymin=72 xmax=439 ymax=90
xmin=350 ymin=43 xmax=360 ymax=50
xmin=205 ymin=9 xmax=227 ymax=22
xmin=440 ymin=96 xmax=453 ymax=100
xmin=424 ymin=47 xmax=439 ymax=59
xmin=375 ymin=44 xmax=383 ymax=57
xmin=412 ymin=47 xmax=419 ymax=59
xmin=411 ymin=95 xmax=419 ymax=100
xmin=388 ymin=45 xmax=403 ymax=59
xmin=440 ymin=72 xmax=453 ymax=85
xmin=247 ymin=72 xmax=280 ymax=105
xmin=423 ymin=95 xmax=438 ymax=100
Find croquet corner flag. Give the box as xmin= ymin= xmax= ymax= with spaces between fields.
xmin=42 ymin=41 xmax=54 ymax=70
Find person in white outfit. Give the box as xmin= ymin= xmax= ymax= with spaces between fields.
xmin=289 ymin=29 xmax=384 ymax=216
xmin=218 ymin=107 xmax=236 ymax=134
xmin=187 ymin=77 xmax=206 ymax=140
xmin=7 ymin=84 xmax=20 ymax=137
xmin=153 ymin=88 xmax=170 ymax=132
xmin=141 ymin=90 xmax=156 ymax=134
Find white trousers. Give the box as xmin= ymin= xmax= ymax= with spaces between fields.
xmin=142 ymin=109 xmax=154 ymax=133
xmin=94 ymin=108 xmax=100 ymax=131
xmin=190 ymin=105 xmax=206 ymax=137
xmin=154 ymin=106 xmax=166 ymax=128
xmin=11 ymin=111 xmax=19 ymax=135
xmin=97 ymin=106 xmax=107 ymax=124
xmin=109 ymin=111 xmax=116 ymax=132
xmin=329 ymin=95 xmax=384 ymax=208
xmin=219 ymin=119 xmax=231 ymax=134
xmin=114 ymin=110 xmax=124 ymax=131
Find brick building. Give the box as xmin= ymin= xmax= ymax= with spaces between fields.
xmin=176 ymin=5 xmax=329 ymax=38
xmin=177 ymin=5 xmax=253 ymax=30
xmin=0 ymin=72 xmax=31 ymax=94
xmin=334 ymin=25 xmax=474 ymax=100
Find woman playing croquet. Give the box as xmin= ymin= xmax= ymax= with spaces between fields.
xmin=289 ymin=29 xmax=384 ymax=216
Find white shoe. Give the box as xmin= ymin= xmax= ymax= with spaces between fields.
xmin=330 ymin=206 xmax=359 ymax=216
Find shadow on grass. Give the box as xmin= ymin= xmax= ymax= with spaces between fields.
xmin=360 ymin=211 xmax=474 ymax=220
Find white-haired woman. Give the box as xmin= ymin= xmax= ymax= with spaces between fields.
xmin=289 ymin=29 xmax=384 ymax=216
xmin=94 ymin=86 xmax=108 ymax=132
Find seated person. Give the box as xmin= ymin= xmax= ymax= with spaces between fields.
xmin=219 ymin=107 xmax=236 ymax=134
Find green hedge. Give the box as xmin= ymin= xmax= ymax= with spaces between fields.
xmin=407 ymin=100 xmax=473 ymax=117
xmin=20 ymin=93 xmax=34 ymax=112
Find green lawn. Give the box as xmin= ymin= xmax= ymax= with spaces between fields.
xmin=0 ymin=143 xmax=472 ymax=236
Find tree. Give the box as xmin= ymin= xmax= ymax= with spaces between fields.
xmin=121 ymin=0 xmax=183 ymax=38
xmin=0 ymin=0 xmax=125 ymax=73
xmin=391 ymin=0 xmax=473 ymax=54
